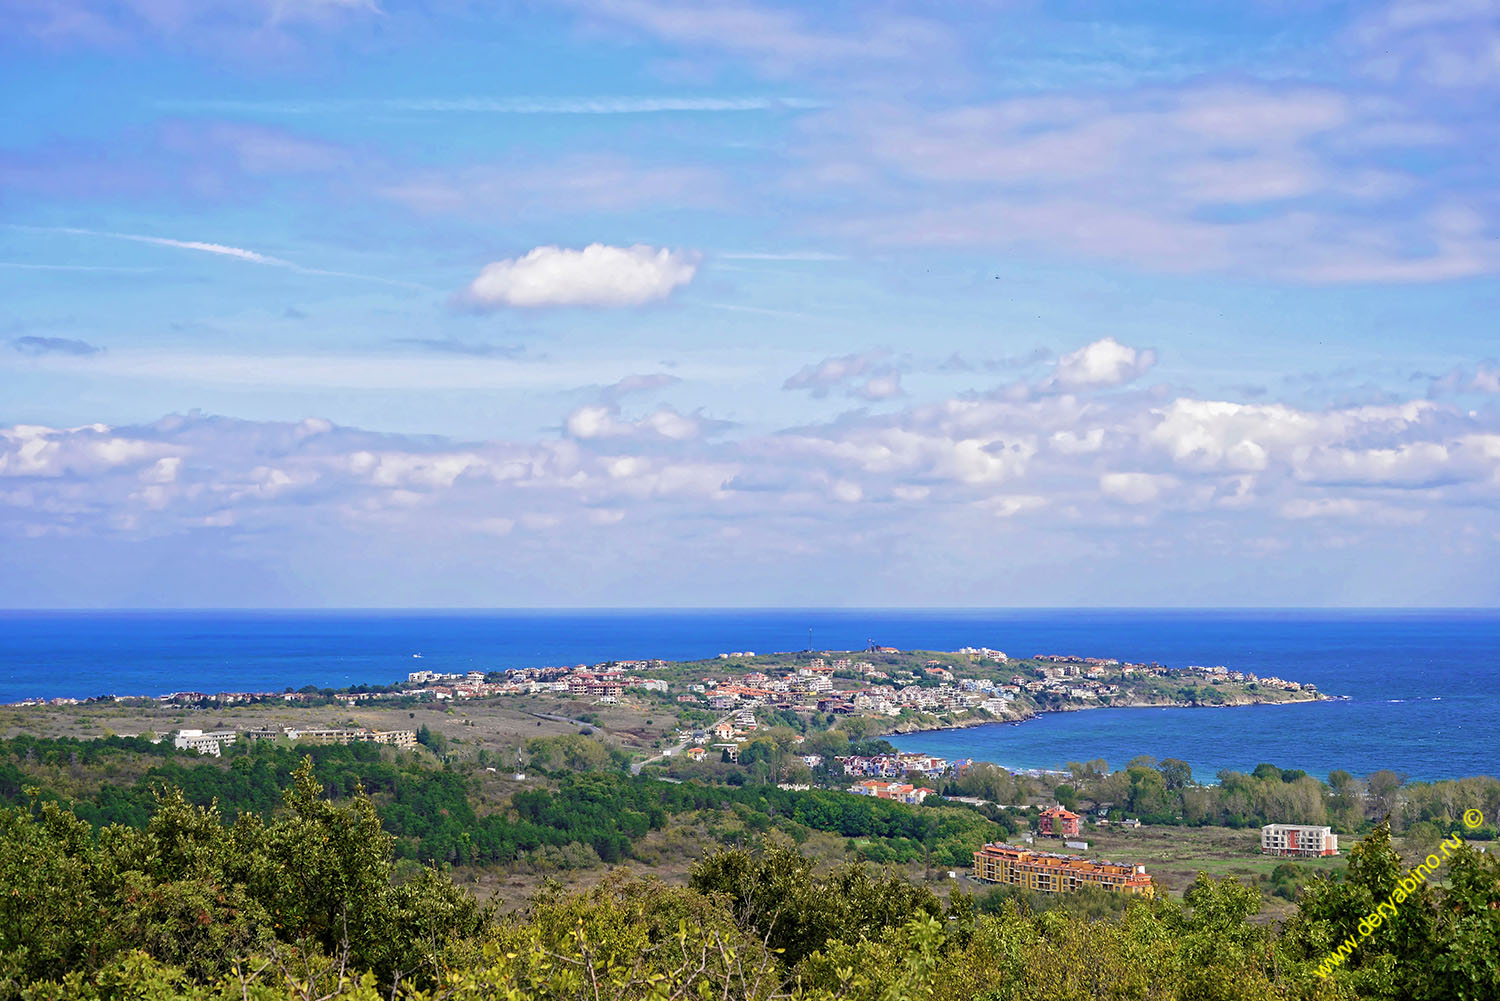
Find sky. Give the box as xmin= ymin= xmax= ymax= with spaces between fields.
xmin=2 ymin=0 xmax=1499 ymax=608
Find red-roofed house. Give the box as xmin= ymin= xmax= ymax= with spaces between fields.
xmin=1039 ymin=806 xmax=1081 ymax=837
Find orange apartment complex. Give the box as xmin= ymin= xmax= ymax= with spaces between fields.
xmin=972 ymin=843 xmax=1155 ymax=897
xmin=1038 ymin=805 xmax=1081 ymax=837
xmin=1260 ymin=824 xmax=1339 ymax=857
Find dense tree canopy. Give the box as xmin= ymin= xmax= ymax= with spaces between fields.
xmin=1 ymin=744 xmax=1498 ymax=1000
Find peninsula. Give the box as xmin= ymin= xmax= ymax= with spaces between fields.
xmin=3 ymin=645 xmax=1325 ymax=758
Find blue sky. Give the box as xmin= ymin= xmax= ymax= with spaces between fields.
xmin=2 ymin=0 xmax=1499 ymax=607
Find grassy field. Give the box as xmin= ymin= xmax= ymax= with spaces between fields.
xmin=0 ymin=692 xmax=679 ymax=758
xmin=1079 ymin=823 xmax=1344 ymax=890
xmin=1018 ymin=822 xmax=1494 ymax=920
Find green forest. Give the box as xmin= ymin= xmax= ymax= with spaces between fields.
xmin=0 ymin=735 xmax=1008 ymax=869
xmin=3 ymin=753 xmax=1500 ymax=1000
xmin=4 ymin=735 xmax=1500 ymax=999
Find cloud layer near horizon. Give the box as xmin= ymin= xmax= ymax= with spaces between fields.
xmin=4 ymin=336 xmax=1497 ymax=605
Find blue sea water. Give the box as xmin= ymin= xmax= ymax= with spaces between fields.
xmin=1 ymin=609 xmax=1496 ymax=782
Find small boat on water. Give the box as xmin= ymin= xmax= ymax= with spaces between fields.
xmin=412 ymin=652 xmax=423 ymax=659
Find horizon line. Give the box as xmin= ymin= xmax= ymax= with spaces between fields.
xmin=3 ymin=606 xmax=1498 ymax=614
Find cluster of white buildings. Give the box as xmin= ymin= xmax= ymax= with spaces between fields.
xmin=674 ymin=663 xmax=1015 ymax=724
xmin=849 ymin=779 xmax=938 ymax=804
xmin=173 ymin=728 xmax=238 ymax=756
xmin=400 ymin=662 xmax=675 ymax=705
xmin=1187 ymin=665 xmax=1314 ymax=691
xmin=167 ymin=725 xmax=418 ymax=756
xmin=837 ymin=752 xmax=955 ymax=777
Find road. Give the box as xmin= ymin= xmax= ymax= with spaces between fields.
xmin=631 ymin=712 xmax=734 ymax=776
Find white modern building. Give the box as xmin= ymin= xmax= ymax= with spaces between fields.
xmin=1261 ymin=823 xmax=1339 ymax=857
xmin=173 ymin=729 xmax=237 ymax=756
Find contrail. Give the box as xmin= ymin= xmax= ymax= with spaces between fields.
xmin=8 ymin=225 xmax=433 ymax=291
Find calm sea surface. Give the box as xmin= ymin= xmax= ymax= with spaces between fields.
xmin=1 ymin=610 xmax=1496 ymax=781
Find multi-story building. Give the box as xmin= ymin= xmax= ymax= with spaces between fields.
xmin=367 ymin=729 xmax=418 ymax=749
xmin=973 ymin=843 xmax=1154 ymax=896
xmin=243 ymin=726 xmax=416 ymax=749
xmin=1039 ymin=806 xmax=1082 ymax=837
xmin=1261 ymin=824 xmax=1339 ymax=857
xmin=173 ymin=729 xmax=238 ymax=756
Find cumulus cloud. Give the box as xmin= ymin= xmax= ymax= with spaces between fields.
xmin=1147 ymin=398 xmax=1442 ymax=477
xmin=1045 ymin=338 xmax=1156 ymax=391
xmin=4 ymin=350 xmax=1500 ymax=603
xmin=564 ymin=404 xmax=702 ymax=441
xmin=462 ymin=243 xmax=697 ymax=309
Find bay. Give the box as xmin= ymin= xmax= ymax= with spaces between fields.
xmin=1 ymin=608 xmax=1496 ymax=781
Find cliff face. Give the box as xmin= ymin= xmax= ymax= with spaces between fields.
xmin=875 ymin=687 xmax=1327 ymax=736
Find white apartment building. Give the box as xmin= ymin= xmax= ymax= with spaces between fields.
xmin=1261 ymin=823 xmax=1339 ymax=857
xmin=173 ymin=729 xmax=237 ymax=756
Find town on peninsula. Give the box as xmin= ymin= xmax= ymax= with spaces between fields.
xmin=7 ymin=642 xmax=1326 ymax=745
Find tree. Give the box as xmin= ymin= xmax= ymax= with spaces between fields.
xmin=1366 ymin=769 xmax=1407 ymax=819
xmin=1158 ymin=758 xmax=1193 ymax=791
xmin=1053 ymin=785 xmax=1079 ymax=812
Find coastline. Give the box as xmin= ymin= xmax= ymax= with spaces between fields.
xmin=876 ymin=689 xmax=1332 ymax=738
xmin=880 ymin=695 xmax=1383 ymax=782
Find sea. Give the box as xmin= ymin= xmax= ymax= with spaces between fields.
xmin=1 ymin=609 xmax=1496 ymax=782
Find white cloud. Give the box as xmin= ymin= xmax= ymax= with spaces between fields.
xmin=571 ymin=0 xmax=955 ymax=76
xmin=854 ymin=371 xmax=903 ymax=401
xmin=0 ymin=424 xmax=175 ymax=478
xmin=1353 ymin=0 xmax=1500 ymax=88
xmin=1100 ymin=471 xmax=1176 ymax=504
xmin=830 ymin=479 xmax=863 ymax=503
xmin=1280 ymin=497 xmax=1365 ymax=519
xmin=565 ymin=403 xmax=701 ymax=440
xmin=1047 ymin=338 xmax=1157 ymax=391
xmin=1148 ymin=398 xmax=1440 ymax=473
xmin=1293 ymin=442 xmax=1458 ymax=488
xmin=985 ymin=494 xmax=1047 ymax=517
xmin=783 ymin=350 xmax=903 ymax=400
xmin=805 ymin=77 xmax=1500 ymax=282
xmin=3 ymin=359 xmax=1500 ymax=604
xmin=1050 ymin=429 xmax=1105 ymax=454
xmin=784 ymin=350 xmax=882 ymax=394
xmin=463 ymin=243 xmax=697 ymax=308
